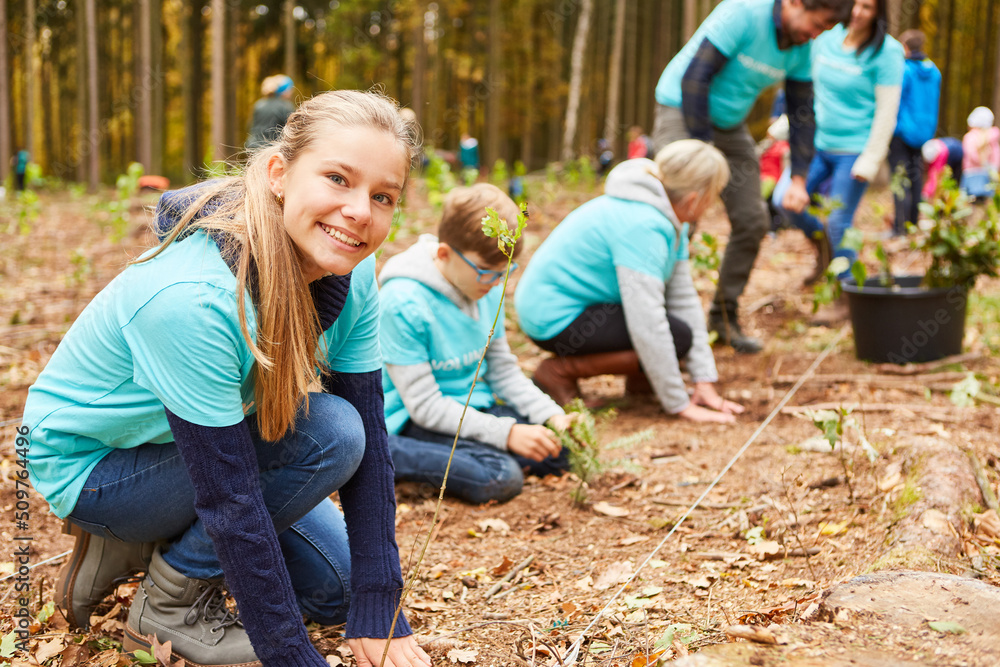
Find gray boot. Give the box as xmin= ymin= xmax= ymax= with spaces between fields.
xmin=124 ymin=547 xmax=261 ymax=667
xmin=57 ymin=520 xmax=157 ymax=629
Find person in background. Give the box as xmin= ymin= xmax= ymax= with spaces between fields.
xmin=889 ymin=30 xmax=941 ymax=235
xmin=458 ymin=132 xmax=480 ymax=180
xmin=759 ymin=115 xmax=791 ymax=233
xmin=921 ymin=137 xmax=963 ymax=200
xmin=245 ymin=75 xmax=296 ymax=151
xmin=13 ymin=148 xmax=29 ymax=191
xmin=627 ymin=126 xmax=650 ymax=160
xmin=515 ymin=141 xmax=744 ymax=424
xmin=651 ymin=0 xmax=851 ymax=354
xmin=960 ymin=107 xmax=1000 ymax=200
xmin=779 ymin=0 xmax=903 ymax=311
xmin=24 ymin=90 xmax=430 ymax=667
xmin=379 ymin=184 xmax=574 ymax=505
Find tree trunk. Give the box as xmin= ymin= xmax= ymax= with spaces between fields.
xmin=85 ymin=0 xmax=99 ymax=190
xmin=41 ymin=33 xmax=55 ymax=174
xmin=900 ymin=0 xmax=921 ymax=30
xmin=25 ymin=0 xmax=35 ymax=160
xmin=410 ymin=2 xmax=426 ymax=127
xmin=940 ymin=0 xmax=956 ymax=133
xmin=485 ymin=0 xmax=501 ymax=168
xmin=605 ymin=0 xmax=626 ymax=151
xmin=137 ymin=0 xmax=153 ymax=172
xmin=75 ymin=0 xmax=86 ymax=182
xmin=683 ymin=0 xmax=697 ymax=42
xmin=151 ymin=0 xmax=163 ymax=175
xmin=994 ymin=0 xmax=1000 ymax=116
xmin=887 ymin=0 xmax=902 ymax=36
xmin=226 ymin=4 xmax=239 ymax=152
xmin=0 ymin=0 xmax=10 ymax=184
xmin=182 ymin=0 xmax=203 ymax=178
xmin=284 ymin=0 xmax=295 ymax=80
xmin=211 ymin=0 xmax=226 ymax=162
xmin=561 ymin=0 xmax=593 ymax=162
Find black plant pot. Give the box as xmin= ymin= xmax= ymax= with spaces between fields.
xmin=842 ymin=276 xmax=968 ymax=364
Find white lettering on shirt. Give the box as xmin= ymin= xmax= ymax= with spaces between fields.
xmin=736 ymin=53 xmax=786 ymax=80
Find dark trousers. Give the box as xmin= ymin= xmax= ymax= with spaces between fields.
xmin=888 ymin=136 xmax=924 ymax=235
xmin=652 ymin=104 xmax=769 ymax=314
xmin=532 ymin=303 xmax=693 ymax=360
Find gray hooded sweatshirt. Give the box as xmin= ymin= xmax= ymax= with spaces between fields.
xmin=604 ymin=158 xmax=719 ymax=413
xmin=379 ymin=235 xmax=564 ymax=450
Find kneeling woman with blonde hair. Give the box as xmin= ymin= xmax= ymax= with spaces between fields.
xmin=23 ymin=90 xmax=430 ymax=667
xmin=515 ymin=140 xmax=744 ymax=423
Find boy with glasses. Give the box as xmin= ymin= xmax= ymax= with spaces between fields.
xmin=379 ymin=184 xmax=573 ymax=504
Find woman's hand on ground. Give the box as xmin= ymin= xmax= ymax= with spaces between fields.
xmin=677 ymin=403 xmax=736 ymax=423
xmin=349 ymin=636 xmax=432 ymax=667
xmin=781 ymin=177 xmax=810 ymax=213
xmin=507 ymin=424 xmax=562 ymax=461
xmin=689 ymin=383 xmax=744 ymax=416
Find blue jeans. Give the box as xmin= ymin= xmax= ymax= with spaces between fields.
xmin=68 ymin=392 xmax=364 ymax=625
xmin=388 ymin=404 xmax=569 ymax=505
xmin=782 ymin=150 xmax=870 ymax=276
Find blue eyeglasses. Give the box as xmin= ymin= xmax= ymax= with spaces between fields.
xmin=453 ymin=247 xmax=518 ymax=284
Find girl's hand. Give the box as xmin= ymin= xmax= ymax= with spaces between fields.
xmin=690 ymin=383 xmax=744 ymax=415
xmin=349 ymin=636 xmax=432 ymax=667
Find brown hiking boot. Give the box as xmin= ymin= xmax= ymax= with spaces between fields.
xmin=124 ymin=548 xmax=261 ymax=667
xmin=533 ymin=350 xmax=642 ymax=406
xmin=804 ymin=230 xmax=832 ymax=286
xmin=57 ymin=520 xmax=157 ymax=629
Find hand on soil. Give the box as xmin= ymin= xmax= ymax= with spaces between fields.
xmin=349 ymin=636 xmax=432 ymax=667
xmin=686 ymin=383 xmax=744 ymax=422
xmin=507 ymin=423 xmax=562 ymax=461
xmin=678 ymin=404 xmax=737 ymax=423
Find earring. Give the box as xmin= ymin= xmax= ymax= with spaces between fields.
xmin=275 ymin=192 xmax=283 ymax=205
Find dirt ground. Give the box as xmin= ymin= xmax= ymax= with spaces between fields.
xmin=1 ymin=176 xmax=998 ymax=666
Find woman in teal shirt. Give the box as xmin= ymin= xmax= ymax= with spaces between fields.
xmin=22 ymin=91 xmax=430 ymax=667
xmin=779 ymin=0 xmax=903 ymax=286
xmin=516 ymin=141 xmax=743 ymax=423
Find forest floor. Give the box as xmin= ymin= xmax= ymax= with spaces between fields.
xmin=1 ymin=175 xmax=998 ymax=667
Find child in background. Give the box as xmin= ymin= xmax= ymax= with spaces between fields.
xmin=759 ymin=115 xmax=790 ymax=233
xmin=961 ymin=107 xmax=1000 ymax=200
xmin=379 ymin=184 xmax=574 ymax=505
xmin=627 ymin=126 xmax=651 ymax=160
xmin=921 ymin=137 xmax=963 ymax=200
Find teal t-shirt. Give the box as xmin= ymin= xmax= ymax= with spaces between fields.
xmin=23 ymin=232 xmax=382 ymax=518
xmin=654 ymin=0 xmax=812 ymax=130
xmin=812 ymin=25 xmax=904 ymax=153
xmin=380 ymin=278 xmax=502 ymax=434
xmin=514 ymin=195 xmax=689 ymax=341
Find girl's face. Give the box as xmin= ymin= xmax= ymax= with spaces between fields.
xmin=849 ymin=0 xmax=878 ymax=35
xmin=269 ymin=125 xmax=409 ymax=281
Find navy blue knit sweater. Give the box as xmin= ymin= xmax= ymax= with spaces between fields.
xmin=157 ymin=186 xmax=411 ymax=665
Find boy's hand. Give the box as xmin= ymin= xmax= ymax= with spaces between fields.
xmin=507 ymin=424 xmax=561 ymax=461
xmin=545 ymin=413 xmax=577 ymax=432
